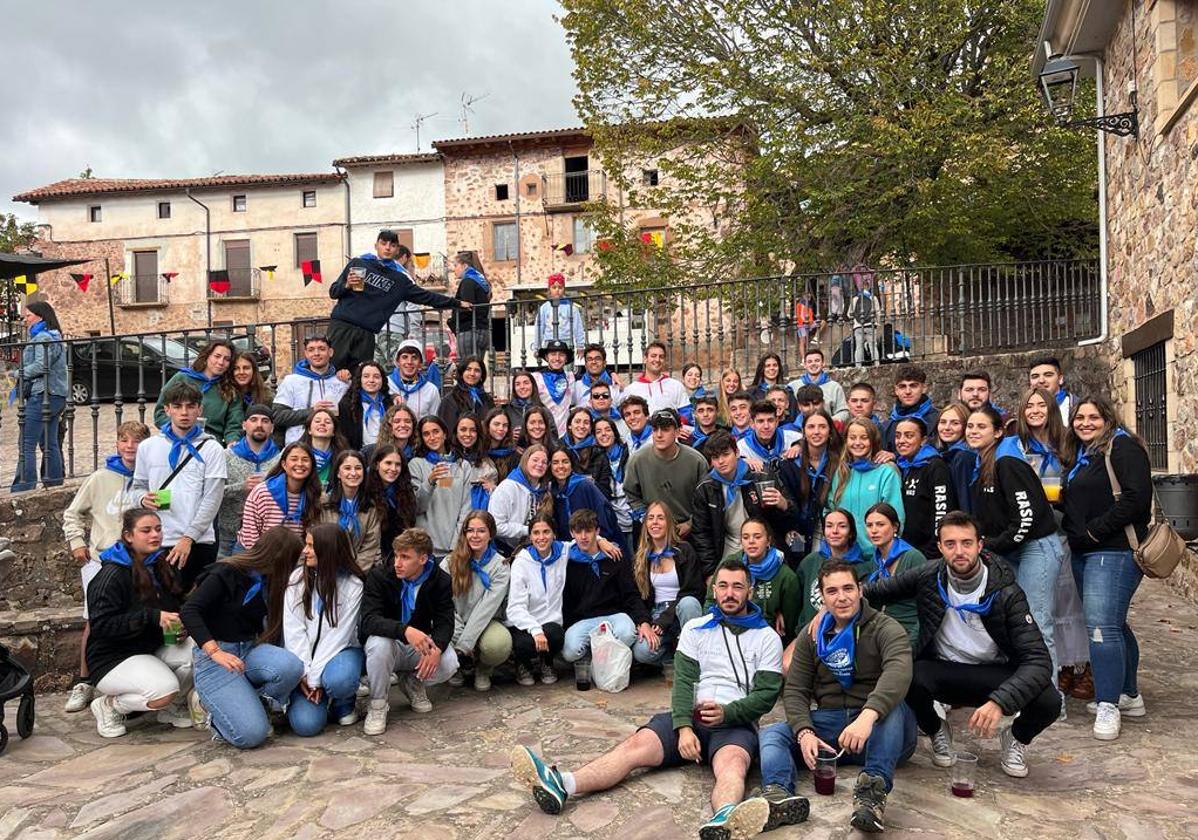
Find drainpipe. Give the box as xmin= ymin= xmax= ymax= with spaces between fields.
xmin=510 ymin=141 xmax=522 ymax=286
xmin=336 ymin=165 xmax=352 ymax=260
xmin=185 ymin=188 xmax=213 ymax=327
xmin=1078 ymin=55 xmax=1109 ymax=348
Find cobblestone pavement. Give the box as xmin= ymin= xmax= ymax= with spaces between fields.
xmin=3 ymin=579 xmax=1196 ymax=839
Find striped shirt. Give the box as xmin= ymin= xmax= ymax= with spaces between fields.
xmin=238 ymin=482 xmax=306 ymax=549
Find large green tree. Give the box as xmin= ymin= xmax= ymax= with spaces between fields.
xmin=560 ymin=0 xmax=1098 ymax=284
xmin=0 ymin=213 xmax=38 ymax=253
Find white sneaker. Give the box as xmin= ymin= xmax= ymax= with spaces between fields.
xmin=363 ymin=699 xmax=389 ymax=736
xmin=188 ymin=689 xmax=210 ymax=731
xmin=356 ymin=677 xmax=370 ymax=699
xmin=929 ymin=722 xmax=955 ymax=767
xmin=1087 ymin=694 xmax=1145 ymax=718
xmin=156 ymin=701 xmax=194 ymax=729
xmin=337 ymin=708 xmax=359 ymax=727
xmin=1093 ymin=702 xmax=1121 ymax=741
xmin=474 ymin=667 xmax=492 ymax=692
xmin=404 ymin=673 xmax=432 ymax=713
xmin=999 ymin=727 xmax=1028 ymax=778
xmin=64 ymin=682 xmax=94 ymax=713
xmin=90 ymin=695 xmax=127 ymax=739
xmin=515 ymin=662 xmax=536 ymax=687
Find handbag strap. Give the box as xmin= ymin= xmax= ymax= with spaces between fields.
xmin=1103 ymin=448 xmax=1146 ymax=550
xmin=159 ymin=451 xmax=195 ymax=491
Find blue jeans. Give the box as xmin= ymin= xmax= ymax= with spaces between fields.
xmin=1004 ymin=533 xmax=1065 ymax=676
xmin=12 ymin=393 xmax=65 ymax=492
xmin=193 ymin=641 xmax=304 ymax=749
xmin=562 ymin=613 xmax=637 ymax=662
xmin=1073 ymin=550 xmax=1142 ymax=703
xmin=286 ymin=647 xmax=364 ymax=737
xmin=759 ymin=705 xmax=917 ymax=792
xmin=632 ymin=597 xmax=704 ymax=665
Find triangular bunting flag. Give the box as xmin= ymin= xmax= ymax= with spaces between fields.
xmin=301 ymin=259 xmax=322 ymax=286
xmin=412 ymin=253 xmax=430 ymax=270
xmin=12 ymin=275 xmax=37 ymax=294
xmin=552 ymin=242 xmax=574 ymax=257
xmin=596 ymin=239 xmax=613 ymax=252
xmin=109 ymin=272 xmax=127 ymax=286
xmin=208 ymin=269 xmax=230 ymax=294
xmin=258 ymin=265 xmax=277 ymax=281
xmin=71 ymin=273 xmax=93 ymax=292
xmin=161 ymin=272 xmax=178 ymax=283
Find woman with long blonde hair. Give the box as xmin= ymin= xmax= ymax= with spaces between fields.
xmin=441 ymin=510 xmax=512 ymax=692
xmin=629 ymin=501 xmax=705 ymax=667
xmin=716 ymin=368 xmax=742 ymax=426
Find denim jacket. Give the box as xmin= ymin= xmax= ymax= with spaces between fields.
xmin=22 ymin=332 xmax=69 ymax=398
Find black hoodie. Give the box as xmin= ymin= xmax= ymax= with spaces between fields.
xmin=969 ymin=455 xmax=1056 ymax=557
xmin=900 ymin=456 xmax=955 ymax=558
xmin=359 ymin=559 xmax=455 ymax=652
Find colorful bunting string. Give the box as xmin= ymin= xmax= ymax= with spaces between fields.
xmin=208 ymin=269 xmax=230 ymax=294
xmin=301 ymin=259 xmax=322 ymax=286
xmin=552 ymin=242 xmax=574 ymax=257
xmin=161 ymin=272 xmax=178 ymax=283
xmin=70 ymin=273 xmax=93 ymax=292
xmin=412 ymin=253 xmax=431 ymax=270
xmin=109 ymin=272 xmax=127 ymax=286
xmin=258 ymin=265 xmax=277 ymax=281
xmin=12 ymin=275 xmax=37 ymax=294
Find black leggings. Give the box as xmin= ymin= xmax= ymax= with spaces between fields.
xmin=175 ymin=541 xmax=219 ymax=592
xmin=510 ymin=623 xmax=564 ymax=667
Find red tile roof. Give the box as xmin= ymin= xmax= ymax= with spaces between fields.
xmin=432 ymin=126 xmax=591 ymax=149
xmin=13 ymin=173 xmax=343 ymax=203
xmin=332 ymin=152 xmax=442 ymax=167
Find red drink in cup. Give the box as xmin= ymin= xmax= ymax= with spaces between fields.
xmin=951 ymin=782 xmax=975 ymax=798
xmin=814 ymin=752 xmax=837 ymax=795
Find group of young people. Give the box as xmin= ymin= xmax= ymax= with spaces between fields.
xmin=58 ymin=249 xmax=1153 ymax=837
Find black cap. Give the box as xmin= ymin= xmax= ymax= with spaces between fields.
xmin=245 ymin=403 xmax=273 ymax=421
xmin=537 ymin=339 xmax=574 ymax=364
xmin=649 ymin=408 xmax=681 ymax=429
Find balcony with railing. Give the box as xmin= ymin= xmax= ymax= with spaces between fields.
xmin=114 ymin=274 xmax=169 ymax=307
xmin=541 ymin=170 xmax=607 ymax=211
xmin=208 ymin=267 xmax=261 ymax=300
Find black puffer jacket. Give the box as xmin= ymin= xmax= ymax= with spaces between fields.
xmin=690 ymin=466 xmax=801 ymax=576
xmin=863 ymin=551 xmax=1052 ymax=715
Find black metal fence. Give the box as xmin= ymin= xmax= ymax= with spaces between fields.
xmin=0 ymin=258 xmax=1099 ymax=490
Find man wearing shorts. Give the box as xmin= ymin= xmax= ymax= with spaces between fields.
xmin=511 ymin=557 xmax=783 ymax=840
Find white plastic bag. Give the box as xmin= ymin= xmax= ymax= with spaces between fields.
xmin=589 ymin=621 xmax=632 ymax=693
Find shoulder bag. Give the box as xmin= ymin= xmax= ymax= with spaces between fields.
xmin=1104 ymin=450 xmax=1187 ymax=579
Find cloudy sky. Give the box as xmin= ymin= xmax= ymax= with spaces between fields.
xmin=2 ymin=0 xmax=578 ymax=217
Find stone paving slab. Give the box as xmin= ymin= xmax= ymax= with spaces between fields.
xmin=3 ymin=579 xmax=1197 ymax=839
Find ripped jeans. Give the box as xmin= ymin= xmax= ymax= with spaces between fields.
xmin=1073 ymin=550 xmax=1142 ymax=704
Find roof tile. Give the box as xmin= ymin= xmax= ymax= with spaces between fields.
xmin=14 ymin=173 xmax=343 ymax=203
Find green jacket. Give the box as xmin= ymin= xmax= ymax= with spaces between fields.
xmin=670 ymin=628 xmax=783 ymax=730
xmin=865 ymin=547 xmax=929 ymax=648
xmin=706 ymin=552 xmax=801 ymax=640
xmin=795 ymin=550 xmax=873 ymax=629
xmin=783 ymin=602 xmax=913 ymax=736
xmin=154 ymin=371 xmax=244 ymax=445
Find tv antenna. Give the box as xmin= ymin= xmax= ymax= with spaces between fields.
xmin=411 ymin=112 xmax=438 ymax=151
xmin=459 ymin=92 xmax=489 ymax=135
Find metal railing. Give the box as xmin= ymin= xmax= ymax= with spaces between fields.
xmin=0 ymin=257 xmax=1098 ymax=491
xmin=115 ymin=274 xmax=169 ymax=306
xmin=208 ymin=267 xmax=261 ymax=300
xmin=542 ymin=170 xmax=608 ymax=209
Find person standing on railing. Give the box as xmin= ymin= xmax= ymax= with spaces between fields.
xmin=326 ymin=230 xmax=469 ymax=376
xmin=534 ymin=273 xmax=586 ymax=357
xmin=272 ymin=335 xmax=349 ymax=445
xmin=128 ymin=380 xmax=228 ymax=591
xmin=11 ymin=300 xmax=68 ymax=493
xmin=154 ymin=339 xmax=243 ymax=446
xmin=450 ymin=251 xmax=492 ymax=359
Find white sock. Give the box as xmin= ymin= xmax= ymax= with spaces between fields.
xmin=560 ymin=771 xmax=577 ymax=795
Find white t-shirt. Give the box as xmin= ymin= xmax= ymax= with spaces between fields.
xmin=622 ymin=374 xmax=690 ymax=416
xmin=676 ymin=615 xmax=783 ymax=706
xmin=934 ymin=567 xmax=1003 ymax=665
xmin=132 ymin=434 xmax=227 ymax=545
xmin=505 ymin=542 xmax=571 ymax=636
xmin=274 ymin=370 xmax=350 ymax=444
xmin=722 ymin=491 xmax=747 ymax=558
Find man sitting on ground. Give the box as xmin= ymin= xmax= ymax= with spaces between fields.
xmin=511 ymin=557 xmax=782 ymax=840
xmin=862 ymin=511 xmax=1059 ymax=778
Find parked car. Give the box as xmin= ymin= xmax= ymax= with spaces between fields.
xmin=69 ymin=336 xmax=192 ymax=404
xmin=179 ymin=331 xmax=274 ymax=381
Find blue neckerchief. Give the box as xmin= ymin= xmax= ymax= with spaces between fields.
xmin=230 ymin=435 xmax=280 ymax=469
xmin=265 ymin=472 xmax=305 ymax=523
xmin=801 ymin=371 xmax=829 ymax=387
xmin=690 ymin=427 xmax=712 ymax=449
xmin=820 ymin=541 xmax=865 ymax=563
xmin=338 ymin=494 xmax=361 ymax=539
xmin=848 ymin=457 xmax=875 ymax=473
xmin=462 ymin=265 xmax=491 ymax=294
xmin=509 ymin=396 xmax=532 ymax=412
xmin=607 ymin=444 xmax=626 ymax=483
xmin=104 ymin=454 xmax=134 ymax=479
xmin=743 ymin=431 xmax=785 ymax=461
xmin=29 ymin=321 xmax=59 ymax=339
xmin=471 ymin=543 xmax=498 ymax=590
xmin=1055 ymin=389 xmax=1069 ymax=406
xmin=292 ymin=360 xmax=337 ymax=382
xmin=897 ymin=443 xmax=939 ymax=472
xmin=470 ymin=482 xmax=491 ymax=510
xmin=360 ymin=390 xmax=387 ymax=423
xmin=400 ymin=559 xmax=435 ymax=624
xmin=746 ymin=546 xmax=784 ymax=583
xmin=890 ymin=395 xmax=934 ymax=422
xmin=180 ymin=367 xmax=219 ymax=394
xmin=816 ymin=610 xmax=860 ymax=689
xmin=554 ymin=474 xmax=590 ymax=522
xmin=806 ymin=450 xmax=829 ymax=484
xmin=1067 ymin=429 xmax=1129 ymax=483
xmin=310 ymin=445 xmax=333 ymax=475
xmin=588 ymin=406 xmax=622 ymax=423
xmin=629 ymin=425 xmax=651 ymax=449
xmin=580 ymin=369 xmax=613 ymax=389
xmin=690 ymin=384 xmax=710 ymax=400
xmin=99 ymin=541 xmax=163 ymax=569
xmin=359 ymin=252 xmax=402 ymax=272
xmin=937 ymin=571 xmax=998 ymax=617
xmin=243 ymin=571 xmax=264 ymax=606
xmin=382 ymin=481 xmax=399 ymax=510
xmin=731 ymin=425 xmax=752 ymax=441
xmin=996 ymin=435 xmax=1060 ymax=477
xmin=159 ymin=422 xmax=205 ymax=469
xmin=243 ymin=392 xmax=254 ymax=407
xmin=389 ymin=369 xmax=428 ymax=396
xmin=868 ymin=538 xmax=915 ymax=582
xmin=648 ymin=546 xmax=676 ymax=567
xmin=508 ymin=466 xmax=546 ymax=508
xmin=568 ymin=543 xmax=606 ymax=578
xmin=567 ymin=434 xmax=596 ymax=452
xmin=540 ymin=369 xmax=570 ymax=405
xmin=488 ymin=446 xmax=515 ymax=458
xmin=456 ymin=383 xmax=486 ymax=410
xmin=984 ymin=400 xmax=1004 ymax=416
xmin=709 ymin=459 xmax=751 ymax=506
xmin=696 ymin=600 xmax=770 ymax=631
xmin=781 ymin=419 xmax=804 ymax=436
xmin=425 ymin=451 xmax=456 ymax=466
xmin=527 ymin=540 xmax=564 ymax=590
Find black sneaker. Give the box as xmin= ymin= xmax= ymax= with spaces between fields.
xmin=761 ymin=783 xmax=810 ymax=831
xmin=850 ymin=772 xmax=888 ymax=834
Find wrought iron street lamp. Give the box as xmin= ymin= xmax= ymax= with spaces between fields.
xmin=1039 ymin=55 xmax=1138 ymax=138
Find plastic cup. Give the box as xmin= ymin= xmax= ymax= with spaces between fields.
xmin=814 ymin=752 xmax=837 ymax=795
xmin=950 ymin=751 xmax=978 ymax=798
xmin=575 ymin=659 xmax=592 ymax=692
xmin=754 ymin=479 xmax=776 ymax=500
xmin=162 ymin=621 xmax=182 ymax=646
xmin=663 ymin=661 xmax=675 ymax=689
xmin=1041 ymin=475 xmax=1062 ymax=503
xmin=693 ymin=684 xmax=718 ymax=727
xmin=348 ymin=266 xmax=366 ymax=291
xmin=436 ymin=466 xmax=453 ymax=489
xmin=154 ymin=489 xmax=172 ymax=511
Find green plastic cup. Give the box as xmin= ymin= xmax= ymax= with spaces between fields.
xmin=162 ymin=621 xmax=182 ymax=646
xmin=154 ymin=489 xmax=172 ymax=511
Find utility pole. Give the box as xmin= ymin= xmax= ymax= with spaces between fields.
xmin=411 ymin=112 xmax=438 ymax=151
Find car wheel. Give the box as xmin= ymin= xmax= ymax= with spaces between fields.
xmin=71 ymin=382 xmax=91 ymax=405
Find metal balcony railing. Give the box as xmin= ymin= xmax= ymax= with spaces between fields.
xmin=208 ymin=267 xmax=261 ymax=300
xmin=542 ymin=170 xmax=607 ymax=209
xmin=115 ymin=274 xmax=169 ymax=306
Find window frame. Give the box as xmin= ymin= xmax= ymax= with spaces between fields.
xmin=88 ymin=205 xmax=102 ymax=223
xmin=302 ymin=190 xmax=317 ymax=208
xmin=373 ymin=171 xmax=394 ymax=198
xmin=491 ymin=220 xmax=519 ymax=263
xmin=232 ymin=194 xmax=247 ymax=213
xmin=572 ymin=216 xmax=597 ymax=255
xmin=294 ymin=231 xmax=319 ymax=269
xmin=157 ymin=201 xmax=171 ymax=219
